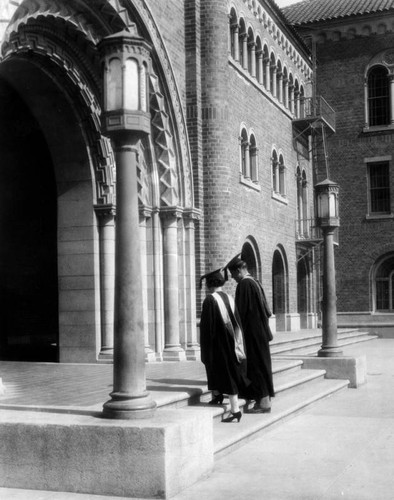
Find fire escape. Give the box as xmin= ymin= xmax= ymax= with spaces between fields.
xmin=292 ymin=94 xmax=337 ymax=259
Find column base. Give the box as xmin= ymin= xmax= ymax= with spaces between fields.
xmin=103 ymin=391 xmax=157 ymax=420
xmin=145 ymin=347 xmax=157 ymax=363
xmin=163 ymin=346 xmax=187 ymax=361
xmin=186 ymin=345 xmax=201 ymax=361
xmin=318 ymin=346 xmax=343 ymax=357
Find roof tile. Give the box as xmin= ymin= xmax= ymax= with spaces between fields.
xmin=282 ymin=0 xmax=394 ymax=25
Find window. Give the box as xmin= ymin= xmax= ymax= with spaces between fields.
xmin=368 ymin=161 xmax=391 ymax=214
xmin=240 ymin=128 xmax=248 ymax=178
xmin=375 ymin=256 xmax=394 ymax=311
xmin=368 ymin=66 xmax=390 ymax=126
xmin=249 ymin=134 xmax=258 ymax=181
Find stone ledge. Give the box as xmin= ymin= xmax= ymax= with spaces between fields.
xmin=298 ymin=355 xmax=367 ymax=388
xmin=0 ymin=408 xmax=213 ymax=499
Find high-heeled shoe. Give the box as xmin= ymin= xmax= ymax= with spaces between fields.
xmin=222 ymin=411 xmax=242 ymax=423
xmin=208 ymin=394 xmax=224 ymax=405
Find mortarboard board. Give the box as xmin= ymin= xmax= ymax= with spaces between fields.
xmin=225 ymin=253 xmax=244 ymax=271
xmin=199 ymin=267 xmax=227 ymax=289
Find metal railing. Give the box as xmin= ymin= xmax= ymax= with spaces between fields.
xmin=299 ymin=96 xmax=336 ymax=132
xmin=295 ymin=218 xmax=339 ymax=245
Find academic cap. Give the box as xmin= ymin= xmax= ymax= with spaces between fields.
xmin=199 ymin=268 xmax=227 ymax=289
xmin=225 ymin=252 xmax=244 ymax=271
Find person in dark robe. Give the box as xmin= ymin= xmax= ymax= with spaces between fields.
xmin=199 ymin=268 xmax=250 ymax=423
xmin=226 ymin=253 xmax=274 ymax=413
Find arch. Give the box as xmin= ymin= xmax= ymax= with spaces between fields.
xmin=240 ymin=127 xmax=249 ymax=177
xmin=229 ymin=7 xmax=238 ymax=60
xmin=0 ymin=0 xmax=198 ymax=363
xmin=241 ymin=237 xmax=262 ymax=279
xmin=272 ymin=246 xmax=288 ymax=331
xmin=372 ymin=253 xmax=394 ymax=312
xmin=367 ymin=65 xmax=390 ymax=127
xmin=247 ymin=26 xmax=255 ymax=75
xmin=249 ymin=132 xmax=258 ymax=182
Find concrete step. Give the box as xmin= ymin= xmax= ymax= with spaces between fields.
xmin=271 ymin=329 xmax=377 ymax=356
xmin=210 ymin=377 xmax=349 ymax=458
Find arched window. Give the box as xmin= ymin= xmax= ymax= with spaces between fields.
xmin=294 ymin=79 xmax=300 ymax=118
xmin=240 ymin=128 xmax=249 ymax=178
xmin=296 ymin=167 xmax=308 ymax=237
xmin=299 ymin=85 xmax=305 ymax=118
xmin=288 ymin=74 xmax=294 ymax=113
xmin=375 ymin=255 xmax=394 ymax=311
xmin=368 ymin=66 xmax=390 ymax=126
xmin=247 ymin=28 xmax=255 ymax=76
xmin=229 ymin=9 xmax=238 ymax=60
xmin=249 ymin=133 xmax=258 ymax=182
xmin=270 ymin=53 xmax=276 ymax=96
xmin=272 ymin=150 xmax=278 ymax=193
xmin=239 ymin=19 xmax=247 ymax=69
xmin=255 ymin=37 xmax=263 ymax=83
xmin=276 ymin=60 xmax=283 ymax=102
xmin=263 ymin=44 xmax=270 ymax=91
xmin=278 ymin=154 xmax=286 ymax=195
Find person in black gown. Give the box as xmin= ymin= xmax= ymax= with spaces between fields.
xmin=199 ymin=268 xmax=250 ymax=423
xmin=226 ymin=254 xmax=274 ymax=413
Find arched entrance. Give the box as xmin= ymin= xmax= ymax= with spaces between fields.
xmin=272 ymin=248 xmax=288 ymax=331
xmin=0 ymin=0 xmax=198 ymax=363
xmin=373 ymin=253 xmax=394 ymax=312
xmin=297 ymin=257 xmax=309 ymax=329
xmin=0 ymin=79 xmax=58 ymax=361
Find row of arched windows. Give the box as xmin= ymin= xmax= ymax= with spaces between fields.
xmin=229 ymin=8 xmax=307 ymax=118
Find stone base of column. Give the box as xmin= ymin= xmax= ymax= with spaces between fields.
xmin=0 ymin=408 xmax=213 ymax=499
xmin=318 ymin=346 xmax=343 ymax=357
xmin=163 ymin=346 xmax=187 ymax=361
xmin=98 ymin=348 xmax=114 ymax=363
xmin=145 ymin=347 xmax=157 ymax=363
xmin=102 ymin=391 xmax=157 ymax=420
xmin=186 ymin=345 xmax=201 ymax=361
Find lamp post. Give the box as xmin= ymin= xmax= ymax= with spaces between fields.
xmin=98 ymin=27 xmax=156 ymax=418
xmin=315 ymin=179 xmax=342 ymax=357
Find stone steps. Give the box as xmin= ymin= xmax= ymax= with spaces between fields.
xmin=271 ymin=329 xmax=377 ymax=356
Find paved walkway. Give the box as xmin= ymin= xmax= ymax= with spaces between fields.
xmin=1 ymin=337 xmax=394 ymax=499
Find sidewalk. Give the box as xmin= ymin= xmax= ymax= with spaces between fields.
xmin=1 ymin=338 xmax=393 ymax=499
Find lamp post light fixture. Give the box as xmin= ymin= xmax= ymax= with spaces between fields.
xmin=99 ymin=26 xmax=156 ymax=418
xmin=315 ymin=178 xmax=343 ymax=358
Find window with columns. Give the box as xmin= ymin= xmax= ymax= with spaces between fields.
xmin=367 ymin=66 xmax=390 ymax=127
xmin=240 ymin=128 xmax=259 ymax=184
xmin=229 ymin=9 xmax=238 ymax=60
xmin=272 ymin=150 xmax=286 ymax=197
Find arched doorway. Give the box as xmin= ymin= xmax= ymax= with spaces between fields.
xmin=374 ymin=254 xmax=394 ymax=312
xmin=297 ymin=257 xmax=309 ymax=329
xmin=0 ymin=79 xmax=58 ymax=361
xmin=272 ymin=248 xmax=288 ymax=331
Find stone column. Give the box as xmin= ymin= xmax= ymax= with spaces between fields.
xmin=318 ymin=227 xmax=342 ymax=357
xmin=103 ymin=136 xmax=156 ymax=418
xmin=96 ymin=205 xmax=116 ymax=357
xmin=161 ymin=207 xmax=186 ymax=361
xmin=184 ymin=209 xmax=201 ymax=360
xmin=140 ymin=207 xmax=156 ymax=362
xmin=152 ymin=209 xmax=164 ymax=360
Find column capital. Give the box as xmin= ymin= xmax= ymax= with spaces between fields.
xmin=139 ymin=205 xmax=153 ymax=219
xmin=160 ymin=206 xmax=184 ymax=220
xmin=183 ymin=207 xmax=202 ymax=221
xmin=94 ymin=203 xmax=116 ymax=218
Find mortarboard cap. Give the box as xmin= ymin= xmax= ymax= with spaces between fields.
xmin=199 ymin=267 xmax=227 ymax=289
xmin=225 ymin=253 xmax=245 ymax=271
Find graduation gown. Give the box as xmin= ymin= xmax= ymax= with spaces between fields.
xmin=235 ymin=275 xmax=275 ymax=399
xmin=200 ymin=291 xmax=250 ymax=395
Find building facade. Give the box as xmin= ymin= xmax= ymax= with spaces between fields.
xmin=0 ymin=0 xmax=321 ymax=364
xmin=284 ymin=0 xmax=394 ymax=336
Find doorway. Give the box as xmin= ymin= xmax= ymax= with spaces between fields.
xmin=0 ymin=79 xmax=58 ymax=361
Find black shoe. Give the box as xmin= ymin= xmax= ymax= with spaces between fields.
xmin=248 ymin=406 xmax=271 ymax=414
xmin=208 ymin=394 xmax=224 ymax=405
xmin=222 ymin=411 xmax=242 ymax=423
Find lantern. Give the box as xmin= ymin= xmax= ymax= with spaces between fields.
xmin=99 ymin=25 xmax=152 ymax=137
xmin=315 ymin=178 xmax=339 ymax=228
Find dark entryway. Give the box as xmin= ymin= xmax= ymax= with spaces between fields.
xmin=0 ymin=78 xmax=58 ymax=361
